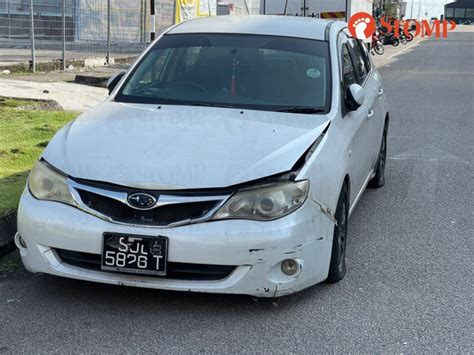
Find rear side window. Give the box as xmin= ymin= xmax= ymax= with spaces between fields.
xmin=347 ymin=39 xmax=369 ymax=84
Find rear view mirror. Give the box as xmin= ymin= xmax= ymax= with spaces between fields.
xmin=107 ymin=71 xmax=126 ymax=94
xmin=345 ymin=84 xmax=365 ymax=111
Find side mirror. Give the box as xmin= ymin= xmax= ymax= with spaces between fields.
xmin=345 ymin=84 xmax=365 ymax=111
xmin=107 ymin=71 xmax=126 ymax=94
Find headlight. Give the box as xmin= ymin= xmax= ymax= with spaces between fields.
xmin=212 ymin=180 xmax=309 ymax=221
xmin=28 ymin=160 xmax=76 ymax=206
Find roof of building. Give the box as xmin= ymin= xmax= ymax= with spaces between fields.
xmin=445 ymin=0 xmax=474 ymax=9
xmin=168 ymin=15 xmax=337 ymax=41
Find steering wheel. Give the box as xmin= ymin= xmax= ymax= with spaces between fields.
xmin=166 ymin=81 xmax=207 ymax=93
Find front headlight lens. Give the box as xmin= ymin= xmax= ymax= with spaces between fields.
xmin=28 ymin=160 xmax=76 ymax=206
xmin=212 ymin=180 xmax=309 ymax=221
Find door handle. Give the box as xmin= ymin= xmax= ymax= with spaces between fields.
xmin=367 ymin=109 xmax=374 ymax=120
xmin=378 ymin=88 xmax=384 ymax=96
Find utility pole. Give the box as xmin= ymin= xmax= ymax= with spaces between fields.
xmin=150 ymin=0 xmax=156 ymax=41
xmin=410 ymin=0 xmax=415 ymax=19
xmin=106 ymin=0 xmax=111 ymax=64
xmin=418 ymin=0 xmax=422 ymax=20
xmin=29 ymin=0 xmax=35 ymax=72
xmin=62 ymin=0 xmax=66 ymax=71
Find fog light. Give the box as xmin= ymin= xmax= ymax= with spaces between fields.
xmin=14 ymin=232 xmax=27 ymax=249
xmin=281 ymin=259 xmax=299 ymax=276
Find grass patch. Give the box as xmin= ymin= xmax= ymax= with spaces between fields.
xmin=0 ymin=259 xmax=21 ymax=273
xmin=0 ymin=97 xmax=77 ymax=216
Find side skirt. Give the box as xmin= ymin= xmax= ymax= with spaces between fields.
xmin=348 ymin=169 xmax=375 ymax=218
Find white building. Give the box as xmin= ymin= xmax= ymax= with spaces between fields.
xmin=401 ymin=0 xmax=452 ymax=20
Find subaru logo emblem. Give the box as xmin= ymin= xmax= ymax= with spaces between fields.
xmin=127 ymin=193 xmax=157 ymax=210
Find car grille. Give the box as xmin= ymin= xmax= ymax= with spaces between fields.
xmin=76 ymin=189 xmax=221 ymax=227
xmin=55 ymin=249 xmax=236 ymax=281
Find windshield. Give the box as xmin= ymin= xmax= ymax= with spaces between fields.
xmin=116 ymin=33 xmax=331 ymax=113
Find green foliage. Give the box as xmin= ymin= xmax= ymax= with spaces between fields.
xmin=0 ymin=98 xmax=77 ymax=216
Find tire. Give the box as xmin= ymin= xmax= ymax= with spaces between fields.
xmin=325 ymin=183 xmax=349 ymax=283
xmin=392 ymin=38 xmax=400 ymax=47
xmin=406 ymin=33 xmax=414 ymax=42
xmin=369 ymin=122 xmax=388 ymax=189
xmin=374 ymin=42 xmax=385 ymax=55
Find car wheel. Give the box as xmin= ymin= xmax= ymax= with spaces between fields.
xmin=325 ymin=183 xmax=348 ymax=283
xmin=369 ymin=122 xmax=388 ymax=189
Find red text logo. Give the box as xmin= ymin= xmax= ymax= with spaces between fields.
xmin=379 ymin=17 xmax=457 ymax=38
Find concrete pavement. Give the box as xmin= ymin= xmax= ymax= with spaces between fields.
xmin=0 ymin=78 xmax=107 ymax=112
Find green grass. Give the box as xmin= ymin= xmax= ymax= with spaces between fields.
xmin=0 ymin=259 xmax=21 ymax=273
xmin=0 ymin=98 xmax=77 ymax=216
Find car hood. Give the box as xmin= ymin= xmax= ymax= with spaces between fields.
xmin=43 ymin=102 xmax=330 ymax=189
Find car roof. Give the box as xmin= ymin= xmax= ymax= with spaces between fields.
xmin=167 ymin=15 xmax=339 ymax=41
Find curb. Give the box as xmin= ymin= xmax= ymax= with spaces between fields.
xmin=0 ymin=96 xmax=63 ymax=111
xmin=0 ymin=211 xmax=17 ymax=258
xmin=0 ymin=56 xmax=137 ymax=74
xmin=74 ymin=74 xmax=109 ymax=88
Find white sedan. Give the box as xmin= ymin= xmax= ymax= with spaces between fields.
xmin=16 ymin=16 xmax=388 ymax=297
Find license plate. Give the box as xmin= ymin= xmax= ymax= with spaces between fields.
xmin=101 ymin=233 xmax=168 ymax=276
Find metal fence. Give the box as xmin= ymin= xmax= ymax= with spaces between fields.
xmin=0 ymin=0 xmax=175 ymax=71
xmin=0 ymin=0 xmax=262 ymax=71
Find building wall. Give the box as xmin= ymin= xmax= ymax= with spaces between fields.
xmin=402 ymin=0 xmax=451 ymax=20
xmin=445 ymin=0 xmax=474 ymax=22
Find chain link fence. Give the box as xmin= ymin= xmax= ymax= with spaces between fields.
xmin=0 ymin=0 xmax=261 ymax=72
xmin=0 ymin=0 xmax=175 ymax=71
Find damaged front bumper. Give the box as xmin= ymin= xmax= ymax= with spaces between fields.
xmin=17 ymin=188 xmax=335 ymax=297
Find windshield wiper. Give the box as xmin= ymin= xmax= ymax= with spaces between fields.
xmin=188 ymin=102 xmax=236 ymax=109
xmin=276 ymin=107 xmax=326 ymax=114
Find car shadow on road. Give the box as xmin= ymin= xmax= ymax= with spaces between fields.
xmin=31 ymin=272 xmax=337 ymax=311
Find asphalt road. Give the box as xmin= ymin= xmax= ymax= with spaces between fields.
xmin=1 ymin=30 xmax=473 ymax=353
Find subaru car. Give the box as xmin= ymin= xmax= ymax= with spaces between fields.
xmin=16 ymin=16 xmax=388 ymax=297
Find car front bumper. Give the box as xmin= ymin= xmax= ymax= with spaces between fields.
xmin=17 ymin=189 xmax=335 ymax=297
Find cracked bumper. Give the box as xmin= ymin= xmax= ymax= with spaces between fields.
xmin=17 ymin=189 xmax=335 ymax=297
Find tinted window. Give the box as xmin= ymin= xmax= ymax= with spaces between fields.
xmin=347 ymin=39 xmax=369 ymax=84
xmin=342 ymin=44 xmax=356 ymax=89
xmin=116 ymin=33 xmax=331 ymax=112
xmin=454 ymin=8 xmax=465 ymax=18
xmin=358 ymin=39 xmax=372 ymax=71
